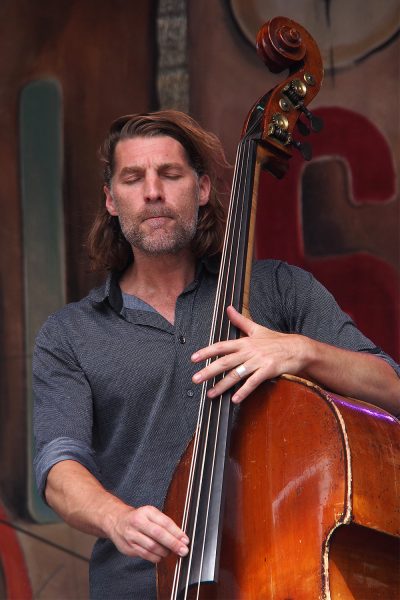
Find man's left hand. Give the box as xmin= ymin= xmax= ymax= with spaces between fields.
xmin=191 ymin=306 xmax=307 ymax=404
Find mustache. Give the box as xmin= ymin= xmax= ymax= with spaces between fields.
xmin=140 ymin=208 xmax=175 ymax=220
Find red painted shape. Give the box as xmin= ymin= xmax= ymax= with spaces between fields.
xmin=313 ymin=107 xmax=396 ymax=204
xmin=255 ymin=106 xmax=399 ymax=361
xmin=0 ymin=504 xmax=32 ymax=599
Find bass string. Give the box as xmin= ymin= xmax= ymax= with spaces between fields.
xmin=172 ymin=138 xmax=254 ymax=599
xmin=169 ymin=159 xmax=244 ymax=596
xmin=171 ymin=140 xmax=247 ymax=598
xmin=170 ymin=145 xmax=245 ymax=597
xmin=172 ymin=138 xmax=246 ymax=561
xmin=193 ymin=144 xmax=252 ymax=600
xmin=172 ymin=140 xmax=246 ymax=586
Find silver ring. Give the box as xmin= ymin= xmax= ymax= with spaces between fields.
xmin=234 ymin=364 xmax=247 ymax=379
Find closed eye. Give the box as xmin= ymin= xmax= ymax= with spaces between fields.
xmin=159 ymin=168 xmax=183 ymax=179
xmin=163 ymin=173 xmax=181 ymax=179
xmin=123 ymin=177 xmax=141 ymax=184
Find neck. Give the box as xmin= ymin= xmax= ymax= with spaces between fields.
xmin=119 ymin=247 xmax=197 ymax=304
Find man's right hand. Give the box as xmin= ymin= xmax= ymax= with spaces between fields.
xmin=45 ymin=460 xmax=189 ymax=564
xmin=109 ymin=504 xmax=190 ymax=563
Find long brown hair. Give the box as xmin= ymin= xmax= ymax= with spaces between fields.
xmin=87 ymin=110 xmax=229 ymax=271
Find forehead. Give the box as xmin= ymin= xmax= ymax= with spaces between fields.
xmin=113 ymin=135 xmax=190 ymax=170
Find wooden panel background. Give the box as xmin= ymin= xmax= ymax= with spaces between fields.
xmin=0 ymin=1 xmax=156 ymax=596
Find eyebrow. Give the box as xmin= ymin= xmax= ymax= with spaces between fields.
xmin=118 ymin=162 xmax=186 ymax=178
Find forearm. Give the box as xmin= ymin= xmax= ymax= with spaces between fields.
xmin=300 ymin=337 xmax=400 ymax=415
xmin=45 ymin=459 xmax=131 ymax=539
xmin=45 ymin=459 xmax=189 ymax=562
xmin=192 ymin=307 xmax=400 ymax=417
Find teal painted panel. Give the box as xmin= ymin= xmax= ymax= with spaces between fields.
xmin=20 ymin=79 xmax=65 ymax=522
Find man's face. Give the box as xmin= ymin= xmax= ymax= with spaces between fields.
xmin=105 ymin=135 xmax=210 ymax=256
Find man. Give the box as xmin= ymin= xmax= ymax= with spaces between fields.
xmin=33 ymin=110 xmax=400 ymax=599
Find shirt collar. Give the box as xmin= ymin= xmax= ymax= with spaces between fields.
xmin=88 ymin=270 xmax=123 ymax=312
xmin=88 ymin=254 xmax=220 ymax=313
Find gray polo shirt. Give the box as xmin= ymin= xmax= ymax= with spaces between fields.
xmin=33 ymin=258 xmax=399 ymax=599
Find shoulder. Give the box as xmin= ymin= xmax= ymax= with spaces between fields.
xmin=251 ymin=259 xmax=315 ymax=293
xmin=249 ymin=260 xmax=338 ymax=333
xmin=36 ymin=283 xmax=108 ymax=343
xmin=249 ymin=260 xmax=312 ymax=331
xmin=252 ymin=258 xmax=312 ymax=277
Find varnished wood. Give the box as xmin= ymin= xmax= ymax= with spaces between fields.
xmin=158 ymin=378 xmax=400 ymax=598
xmin=242 ymin=146 xmax=264 ymax=318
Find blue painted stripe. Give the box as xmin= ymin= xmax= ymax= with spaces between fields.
xmin=20 ymin=79 xmax=65 ymax=522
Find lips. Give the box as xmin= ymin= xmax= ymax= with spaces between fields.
xmin=141 ymin=210 xmax=175 ymax=224
xmin=141 ymin=214 xmax=174 ymax=231
xmin=144 ymin=216 xmax=171 ymax=224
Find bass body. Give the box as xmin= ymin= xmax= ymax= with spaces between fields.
xmin=158 ymin=376 xmax=399 ymax=599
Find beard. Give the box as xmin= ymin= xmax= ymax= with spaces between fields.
xmin=117 ymin=205 xmax=199 ymax=256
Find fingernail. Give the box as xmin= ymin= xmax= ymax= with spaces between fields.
xmin=192 ymin=373 xmax=201 ymax=383
xmin=178 ymin=546 xmax=189 ymax=557
xmin=191 ymin=352 xmax=199 ymax=361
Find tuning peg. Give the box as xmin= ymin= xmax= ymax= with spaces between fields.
xmin=267 ymin=124 xmax=312 ymax=160
xmin=300 ymin=106 xmax=323 ymax=132
xmin=296 ymin=119 xmax=310 ymax=136
xmin=290 ymin=138 xmax=312 ymax=160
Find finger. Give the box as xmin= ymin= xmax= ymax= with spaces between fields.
xmin=206 ymin=363 xmax=254 ymax=398
xmin=192 ymin=352 xmax=249 ymax=384
xmin=207 ymin=357 xmax=280 ymax=401
xmin=226 ymin=306 xmax=256 ymax=336
xmin=231 ymin=371 xmax=269 ymax=404
xmin=113 ymin=524 xmax=169 ymax=563
xmin=191 ymin=339 xmax=241 ymax=364
xmin=124 ymin=529 xmax=170 ymax=562
xmin=138 ymin=507 xmax=190 ymax=557
xmin=144 ymin=506 xmax=189 ymax=543
xmin=122 ymin=543 xmax=164 ymax=564
xmin=191 ymin=306 xmax=255 ymax=362
xmin=146 ymin=516 xmax=189 ymax=557
xmin=210 ymin=368 xmax=271 ymax=405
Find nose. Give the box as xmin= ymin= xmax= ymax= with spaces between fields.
xmin=143 ymin=173 xmax=164 ymax=202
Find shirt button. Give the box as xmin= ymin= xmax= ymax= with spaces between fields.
xmin=186 ymin=389 xmax=194 ymax=397
xmin=179 ymin=335 xmax=186 ymax=344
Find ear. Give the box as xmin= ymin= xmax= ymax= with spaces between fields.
xmin=198 ymin=174 xmax=211 ymax=206
xmin=104 ymin=185 xmax=118 ymax=216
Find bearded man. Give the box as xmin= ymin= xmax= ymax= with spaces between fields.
xmin=33 ymin=110 xmax=400 ymax=599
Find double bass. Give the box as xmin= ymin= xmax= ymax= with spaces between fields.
xmin=158 ymin=17 xmax=400 ymax=599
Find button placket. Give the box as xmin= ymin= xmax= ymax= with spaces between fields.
xmin=175 ymin=286 xmax=202 ymax=414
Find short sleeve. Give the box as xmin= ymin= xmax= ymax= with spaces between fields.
xmin=250 ymin=260 xmax=400 ymax=376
